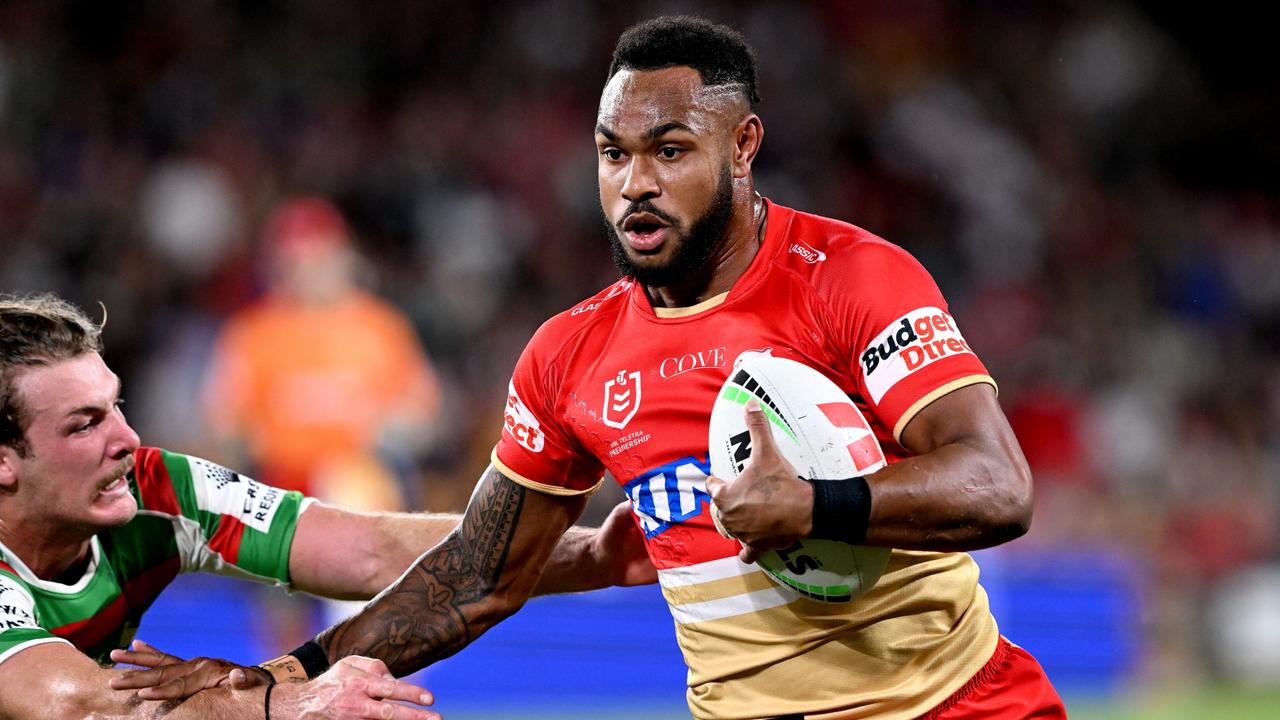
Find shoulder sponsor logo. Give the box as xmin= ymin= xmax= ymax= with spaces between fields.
xmin=570 ymin=280 xmax=633 ymax=316
xmin=789 ymin=240 xmax=826 ymax=264
xmin=659 ymin=345 xmax=726 ymax=379
xmin=503 ymin=382 xmax=544 ymax=453
xmin=190 ymin=457 xmax=284 ymax=533
xmin=603 ymin=369 xmax=641 ymax=429
xmin=0 ymin=578 xmax=38 ymax=630
xmin=860 ymin=307 xmax=975 ymax=403
xmin=0 ymin=603 xmax=35 ymax=624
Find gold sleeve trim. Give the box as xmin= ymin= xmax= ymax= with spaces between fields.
xmin=652 ymin=292 xmax=729 ymax=318
xmin=892 ymin=375 xmax=998 ymax=445
xmin=490 ymin=448 xmax=603 ymax=497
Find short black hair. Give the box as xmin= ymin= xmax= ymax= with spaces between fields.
xmin=608 ymin=16 xmax=761 ymax=112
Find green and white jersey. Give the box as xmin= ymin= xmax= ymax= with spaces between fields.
xmin=0 ymin=447 xmax=311 ymax=666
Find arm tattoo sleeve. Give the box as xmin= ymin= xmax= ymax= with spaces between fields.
xmin=314 ymin=467 xmax=527 ymax=675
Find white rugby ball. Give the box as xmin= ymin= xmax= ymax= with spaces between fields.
xmin=708 ymin=354 xmax=890 ymax=603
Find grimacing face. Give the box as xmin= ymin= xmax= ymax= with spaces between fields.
xmin=0 ymin=352 xmax=140 ymax=537
xmin=596 ymin=66 xmax=748 ymax=286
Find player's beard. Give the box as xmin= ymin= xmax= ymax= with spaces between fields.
xmin=607 ymin=165 xmax=734 ymax=288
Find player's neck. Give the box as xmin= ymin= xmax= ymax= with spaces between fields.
xmin=0 ymin=518 xmax=94 ymax=582
xmin=646 ymin=190 xmax=766 ymax=309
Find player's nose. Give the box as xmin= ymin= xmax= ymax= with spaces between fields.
xmin=108 ymin=409 xmax=141 ymax=458
xmin=621 ymin=156 xmax=660 ymax=202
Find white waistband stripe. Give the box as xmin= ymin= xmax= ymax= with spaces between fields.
xmin=667 ymin=584 xmax=799 ymax=625
xmin=657 ymin=554 xmax=761 ymax=589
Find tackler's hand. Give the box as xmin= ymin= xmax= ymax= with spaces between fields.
xmin=592 ymin=499 xmax=657 ymax=586
xmin=271 ymin=656 xmax=441 ymax=720
xmin=109 ymin=640 xmax=264 ymax=700
xmin=705 ymin=399 xmax=814 ymax=563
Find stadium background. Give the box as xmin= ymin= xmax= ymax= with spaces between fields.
xmin=2 ymin=1 xmax=1278 ymax=717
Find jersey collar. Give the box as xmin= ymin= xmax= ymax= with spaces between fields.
xmin=0 ymin=536 xmax=102 ymax=594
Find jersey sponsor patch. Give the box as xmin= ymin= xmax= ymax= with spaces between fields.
xmin=860 ymin=307 xmax=975 ymax=403
xmin=189 ymin=457 xmax=285 ymax=533
xmin=623 ymin=455 xmax=712 ymax=538
xmin=503 ymin=381 xmax=545 ymax=453
xmin=0 ymin=577 xmax=37 ymax=631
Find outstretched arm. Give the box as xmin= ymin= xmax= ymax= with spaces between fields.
xmin=0 ymin=642 xmax=437 ymax=720
xmin=288 ymin=498 xmax=651 ymax=601
xmin=534 ymin=498 xmax=655 ymax=592
xmin=314 ymin=464 xmax=588 ymax=676
xmin=111 ymin=478 xmax=638 ymax=701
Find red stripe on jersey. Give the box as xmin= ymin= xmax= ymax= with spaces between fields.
xmin=133 ymin=447 xmax=180 ymax=515
xmin=0 ymin=560 xmax=15 ymax=575
xmin=120 ymin=555 xmax=181 ymax=611
xmin=207 ymin=514 xmax=245 ymax=564
xmin=52 ymin=594 xmax=128 ymax=649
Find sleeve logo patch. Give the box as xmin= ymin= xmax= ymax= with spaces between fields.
xmin=503 ymin=381 xmax=545 ymax=453
xmin=860 ymin=307 xmax=974 ymax=403
xmin=0 ymin=578 xmax=37 ymax=630
xmin=190 ymin=457 xmax=284 ymax=533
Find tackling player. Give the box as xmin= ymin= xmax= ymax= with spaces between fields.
xmin=125 ymin=15 xmax=1066 ymax=719
xmin=0 ymin=293 xmax=653 ymax=719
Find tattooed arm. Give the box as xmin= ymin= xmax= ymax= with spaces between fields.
xmin=283 ymin=499 xmax=652 ymax=601
xmin=316 ymin=465 xmax=589 ymax=676
xmin=109 ymin=469 xmax=639 ymax=702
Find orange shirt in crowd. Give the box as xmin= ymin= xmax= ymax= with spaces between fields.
xmin=203 ymin=291 xmax=439 ymax=503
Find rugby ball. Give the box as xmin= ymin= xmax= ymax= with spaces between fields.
xmin=707 ymin=354 xmax=890 ymax=602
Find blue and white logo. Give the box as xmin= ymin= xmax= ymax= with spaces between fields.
xmin=622 ymin=455 xmax=711 ymax=538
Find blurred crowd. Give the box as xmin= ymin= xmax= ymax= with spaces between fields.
xmin=2 ymin=0 xmax=1277 ymax=692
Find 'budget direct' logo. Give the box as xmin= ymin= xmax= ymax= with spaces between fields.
xmin=504 ymin=382 xmax=544 ymax=452
xmin=861 ymin=307 xmax=974 ymax=403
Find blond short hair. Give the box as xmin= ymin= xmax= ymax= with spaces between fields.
xmin=0 ymin=293 xmax=104 ymax=455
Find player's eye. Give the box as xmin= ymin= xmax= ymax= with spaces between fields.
xmin=600 ymin=147 xmax=624 ymax=162
xmin=658 ymin=146 xmax=685 ymax=160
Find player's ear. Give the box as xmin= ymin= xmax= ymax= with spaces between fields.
xmin=731 ymin=114 xmax=763 ymax=179
xmin=0 ymin=446 xmax=18 ymax=491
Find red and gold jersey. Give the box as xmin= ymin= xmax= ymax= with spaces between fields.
xmin=493 ymin=200 xmax=999 ymax=720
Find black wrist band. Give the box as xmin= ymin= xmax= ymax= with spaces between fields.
xmin=263 ymin=681 xmax=275 ymax=720
xmin=289 ymin=640 xmax=330 ymax=679
xmin=806 ymin=476 xmax=872 ymax=544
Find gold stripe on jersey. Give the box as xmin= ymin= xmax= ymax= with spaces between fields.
xmin=661 ymin=565 xmax=779 ymax=607
xmin=659 ymin=555 xmax=798 ymax=625
xmin=891 ymin=375 xmax=997 ymax=444
xmin=489 ymin=452 xmax=603 ymax=496
xmin=651 ymin=291 xmax=730 ymax=318
xmin=673 ymin=550 xmax=999 ymax=720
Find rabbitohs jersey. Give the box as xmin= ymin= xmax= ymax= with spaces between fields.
xmin=493 ymin=199 xmax=1001 ymax=720
xmin=0 ymin=448 xmax=309 ymax=666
